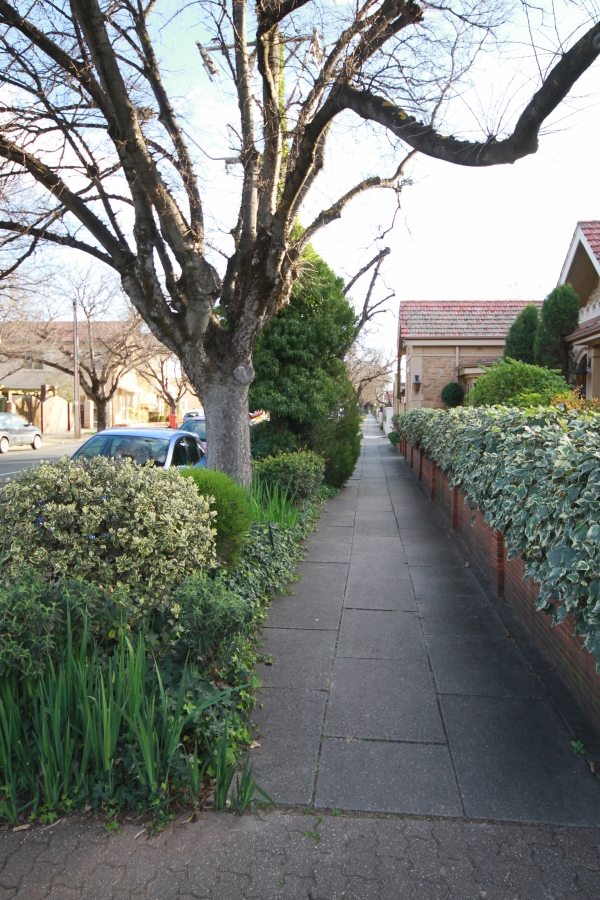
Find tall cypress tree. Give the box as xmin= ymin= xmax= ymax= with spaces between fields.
xmin=534 ymin=285 xmax=580 ymax=380
xmin=504 ymin=304 xmax=539 ymax=364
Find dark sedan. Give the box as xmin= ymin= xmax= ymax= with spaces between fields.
xmin=71 ymin=427 xmax=206 ymax=469
xmin=0 ymin=412 xmax=42 ymax=453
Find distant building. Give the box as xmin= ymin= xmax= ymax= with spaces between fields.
xmin=396 ymin=300 xmax=543 ymax=412
xmin=560 ymin=222 xmax=600 ymax=398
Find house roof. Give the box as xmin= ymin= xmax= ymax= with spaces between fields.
xmin=559 ymin=222 xmax=600 ymax=304
xmin=399 ymin=301 xmax=543 ymax=341
xmin=580 ymin=222 xmax=600 ymax=265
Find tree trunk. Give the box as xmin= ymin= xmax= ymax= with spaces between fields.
xmin=200 ymin=374 xmax=252 ymax=486
xmin=96 ymin=398 xmax=108 ymax=432
xmin=169 ymin=398 xmax=177 ymax=416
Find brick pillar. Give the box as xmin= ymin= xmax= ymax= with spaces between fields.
xmin=431 ymin=460 xmax=437 ymax=501
xmin=410 ymin=445 xmax=414 ymax=468
xmin=496 ymin=531 xmax=505 ymax=595
xmin=452 ymin=486 xmax=459 ymax=531
xmin=419 ymin=449 xmax=423 ymax=481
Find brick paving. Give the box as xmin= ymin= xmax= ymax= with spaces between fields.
xmin=1 ymin=415 xmax=600 ymax=898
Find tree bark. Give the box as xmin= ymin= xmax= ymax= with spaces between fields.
xmin=199 ymin=372 xmax=252 ymax=486
xmin=96 ymin=398 xmax=108 ymax=432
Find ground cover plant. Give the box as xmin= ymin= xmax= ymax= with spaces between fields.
xmin=396 ymin=406 xmax=600 ymax=668
xmin=0 ymin=453 xmax=328 ymax=827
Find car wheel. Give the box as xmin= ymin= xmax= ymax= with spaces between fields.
xmin=0 ymin=436 xmax=8 ymax=454
xmin=32 ymin=434 xmax=42 ymax=450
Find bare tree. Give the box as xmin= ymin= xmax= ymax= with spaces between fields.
xmin=0 ymin=1 xmax=598 ymax=481
xmin=3 ymin=272 xmax=146 ymax=430
xmin=346 ymin=338 xmax=395 ymax=406
xmin=138 ymin=340 xmax=193 ymax=417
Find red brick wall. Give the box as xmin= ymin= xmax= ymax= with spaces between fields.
xmin=403 ymin=443 xmax=600 ymax=730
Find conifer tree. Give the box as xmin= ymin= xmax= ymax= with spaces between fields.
xmin=534 ymin=286 xmax=580 ymax=380
xmin=504 ymin=304 xmax=540 ymax=364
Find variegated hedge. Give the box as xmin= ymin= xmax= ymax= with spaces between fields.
xmin=397 ymin=407 xmax=600 ymax=667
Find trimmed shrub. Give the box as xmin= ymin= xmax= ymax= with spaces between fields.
xmin=395 ymin=406 xmax=600 ymax=668
xmin=181 ymin=467 xmax=252 ymax=564
xmin=388 ymin=431 xmax=400 ymax=446
xmin=467 ymin=358 xmax=570 ymax=408
xmin=311 ymin=396 xmax=362 ymax=488
xmin=504 ymin=303 xmax=539 ymax=364
xmin=0 ymin=457 xmax=215 ymax=592
xmin=250 ymin=420 xmax=301 ymax=460
xmin=254 ymin=450 xmax=325 ymax=501
xmin=440 ymin=382 xmax=464 ymax=408
xmin=534 ymin=284 xmax=580 ymax=379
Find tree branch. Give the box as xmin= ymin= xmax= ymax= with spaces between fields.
xmin=339 ymin=21 xmax=600 ymax=166
xmin=343 ymin=248 xmax=391 ymax=296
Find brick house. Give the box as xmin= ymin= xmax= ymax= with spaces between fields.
xmin=396 ymin=300 xmax=543 ymax=412
xmin=560 ymin=221 xmax=600 ymax=398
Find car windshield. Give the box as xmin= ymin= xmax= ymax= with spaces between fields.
xmin=75 ymin=434 xmax=170 ymax=466
xmin=180 ymin=419 xmax=206 ymax=440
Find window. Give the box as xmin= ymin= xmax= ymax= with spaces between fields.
xmin=171 ymin=438 xmax=189 ymax=467
xmin=186 ymin=436 xmax=201 ymax=465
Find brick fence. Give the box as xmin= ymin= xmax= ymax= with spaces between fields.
xmin=401 ymin=438 xmax=600 ymax=731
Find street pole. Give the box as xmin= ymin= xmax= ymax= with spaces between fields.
xmin=73 ymin=298 xmax=81 ymax=439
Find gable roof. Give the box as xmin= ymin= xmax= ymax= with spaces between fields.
xmin=579 ymin=222 xmax=600 ymax=264
xmin=399 ymin=300 xmax=543 ymax=341
xmin=559 ymin=222 xmax=600 ymax=307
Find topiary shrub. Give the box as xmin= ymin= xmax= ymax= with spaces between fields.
xmin=254 ymin=450 xmax=325 ymax=501
xmin=467 ymin=358 xmax=570 ymax=408
xmin=440 ymin=382 xmax=465 ymax=408
xmin=388 ymin=431 xmax=400 ymax=446
xmin=0 ymin=457 xmax=215 ymax=592
xmin=181 ymin=467 xmax=252 ymax=564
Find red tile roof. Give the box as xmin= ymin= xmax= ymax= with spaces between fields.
xmin=580 ymin=222 xmax=600 ymax=264
xmin=399 ymin=300 xmax=543 ymax=340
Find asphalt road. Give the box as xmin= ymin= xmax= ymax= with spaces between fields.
xmin=0 ymin=435 xmax=87 ymax=481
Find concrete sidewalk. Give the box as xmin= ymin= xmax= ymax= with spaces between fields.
xmin=2 ymin=414 xmax=600 ymax=898
xmin=254 ymin=414 xmax=600 ymax=826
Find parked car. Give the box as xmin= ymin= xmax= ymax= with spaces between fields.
xmin=71 ymin=428 xmax=206 ymax=469
xmin=0 ymin=413 xmax=42 ymax=453
xmin=183 ymin=409 xmax=204 ymax=420
xmin=179 ymin=416 xmax=207 ymax=452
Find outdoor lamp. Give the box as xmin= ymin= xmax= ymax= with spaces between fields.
xmin=413 ymin=374 xmax=421 ymax=393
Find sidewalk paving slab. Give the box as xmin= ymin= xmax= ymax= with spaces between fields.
xmin=314 ymin=739 xmax=462 ymax=816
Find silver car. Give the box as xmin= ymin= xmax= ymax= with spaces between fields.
xmin=71 ymin=427 xmax=206 ymax=469
xmin=0 ymin=412 xmax=42 ymax=453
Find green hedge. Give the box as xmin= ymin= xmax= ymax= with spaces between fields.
xmin=253 ymin=450 xmax=325 ymax=501
xmin=396 ymin=406 xmax=600 ymax=667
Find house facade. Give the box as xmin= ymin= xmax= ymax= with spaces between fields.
xmin=396 ymin=300 xmax=543 ymax=413
xmin=0 ymin=321 xmax=202 ymax=432
xmin=560 ymin=221 xmax=600 ymax=399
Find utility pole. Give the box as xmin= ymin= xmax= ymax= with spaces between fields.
xmin=73 ymin=298 xmax=81 ymax=439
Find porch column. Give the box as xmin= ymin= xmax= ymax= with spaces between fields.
xmin=590 ymin=346 xmax=600 ymax=400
